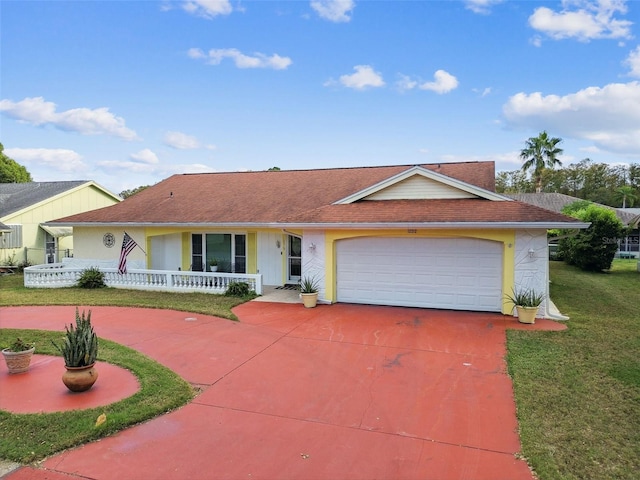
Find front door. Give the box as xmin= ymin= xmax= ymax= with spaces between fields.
xmin=287 ymin=235 xmax=301 ymax=283
xmin=257 ymin=232 xmax=283 ymax=285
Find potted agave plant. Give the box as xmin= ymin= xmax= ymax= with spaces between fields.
xmin=2 ymin=338 xmax=35 ymax=374
xmin=52 ymin=308 xmax=99 ymax=392
xmin=505 ymin=287 xmax=544 ymax=324
xmin=299 ymin=276 xmax=320 ymax=308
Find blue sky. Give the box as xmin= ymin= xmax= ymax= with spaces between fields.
xmin=1 ymin=0 xmax=639 ymax=194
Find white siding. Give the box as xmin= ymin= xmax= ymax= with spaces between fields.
xmin=364 ymin=175 xmax=477 ymax=200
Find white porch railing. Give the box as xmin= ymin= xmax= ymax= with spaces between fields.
xmin=24 ymin=264 xmax=262 ymax=295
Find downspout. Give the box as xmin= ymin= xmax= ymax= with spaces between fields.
xmin=544 ymin=244 xmax=570 ymax=320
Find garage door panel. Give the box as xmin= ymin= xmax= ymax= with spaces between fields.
xmin=337 ymin=237 xmax=502 ymax=312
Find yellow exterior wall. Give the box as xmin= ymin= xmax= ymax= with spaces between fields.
xmin=1 ymin=184 xmax=120 ymax=265
xmin=247 ymin=232 xmax=257 ymax=274
xmin=322 ymin=229 xmax=516 ymax=314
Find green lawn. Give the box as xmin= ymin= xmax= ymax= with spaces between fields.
xmin=0 ymin=273 xmax=249 ymax=320
xmin=508 ymin=260 xmax=640 ymax=480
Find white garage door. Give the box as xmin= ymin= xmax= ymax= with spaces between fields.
xmin=336 ymin=237 xmax=503 ymax=312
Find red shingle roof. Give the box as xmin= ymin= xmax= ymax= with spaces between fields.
xmin=50 ymin=162 xmax=582 ymax=226
xmin=284 ymin=199 xmax=581 ymax=224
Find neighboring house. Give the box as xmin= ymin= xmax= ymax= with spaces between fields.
xmin=47 ymin=162 xmax=587 ymax=317
xmin=508 ymin=193 xmax=640 ymax=258
xmin=0 ymin=181 xmax=121 ymax=265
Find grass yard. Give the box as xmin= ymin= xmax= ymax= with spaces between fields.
xmin=0 ymin=273 xmax=248 ymax=320
xmin=508 ymin=260 xmax=640 ymax=480
xmin=0 ymin=328 xmax=194 ymax=463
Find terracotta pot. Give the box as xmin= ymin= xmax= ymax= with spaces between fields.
xmin=300 ymin=292 xmax=318 ymax=308
xmin=516 ymin=306 xmax=539 ymax=324
xmin=2 ymin=347 xmax=35 ymax=374
xmin=62 ymin=364 xmax=98 ymax=392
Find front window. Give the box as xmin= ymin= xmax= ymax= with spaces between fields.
xmin=192 ymin=233 xmax=246 ymax=272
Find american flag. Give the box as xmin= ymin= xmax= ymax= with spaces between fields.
xmin=118 ymin=232 xmax=138 ymax=274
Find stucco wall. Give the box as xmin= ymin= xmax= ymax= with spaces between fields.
xmin=514 ymin=229 xmax=548 ymax=316
xmin=68 ymin=227 xmax=146 ymax=269
xmin=302 ymin=231 xmax=326 ymax=301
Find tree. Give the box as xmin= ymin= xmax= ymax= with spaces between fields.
xmin=495 ymin=170 xmax=532 ymax=193
xmin=614 ymin=185 xmax=637 ymax=208
xmin=0 ymin=143 xmax=32 ymax=183
xmin=519 ymin=131 xmax=563 ymax=193
xmin=119 ymin=185 xmax=150 ymax=199
xmin=558 ymin=203 xmax=627 ymax=272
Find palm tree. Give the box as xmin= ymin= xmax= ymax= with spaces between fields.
xmin=519 ymin=131 xmax=563 ymax=193
xmin=615 ymin=185 xmax=637 ymax=208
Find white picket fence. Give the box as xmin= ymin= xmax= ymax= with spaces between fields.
xmin=23 ymin=263 xmax=262 ymax=295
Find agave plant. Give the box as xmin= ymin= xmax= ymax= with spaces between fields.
xmin=52 ymin=308 xmax=99 ymax=367
xmin=504 ymin=287 xmax=544 ymax=308
xmin=299 ymin=276 xmax=319 ymax=294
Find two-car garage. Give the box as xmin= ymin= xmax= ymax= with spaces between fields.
xmin=336 ymin=237 xmax=503 ymax=312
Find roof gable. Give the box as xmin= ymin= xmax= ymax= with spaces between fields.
xmin=0 ymin=181 xmax=121 ymax=219
xmin=336 ymin=166 xmax=509 ymax=203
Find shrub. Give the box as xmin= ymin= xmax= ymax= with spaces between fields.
xmin=558 ymin=203 xmax=628 ymax=272
xmin=76 ymin=267 xmax=106 ymax=288
xmin=225 ymin=281 xmax=252 ymax=297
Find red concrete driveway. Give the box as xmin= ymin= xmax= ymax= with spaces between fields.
xmin=1 ymin=303 xmax=564 ymax=479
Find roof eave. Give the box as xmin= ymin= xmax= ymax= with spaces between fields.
xmin=46 ymin=221 xmax=591 ymax=230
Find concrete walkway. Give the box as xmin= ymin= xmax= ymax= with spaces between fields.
xmin=0 ymin=303 xmax=565 ymax=479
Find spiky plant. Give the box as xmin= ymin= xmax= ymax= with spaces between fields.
xmin=52 ymin=308 xmax=99 ymax=367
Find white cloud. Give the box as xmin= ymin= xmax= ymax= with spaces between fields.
xmin=472 ymin=87 xmax=492 ymax=97
xmin=182 ymin=0 xmax=233 ymax=19
xmin=625 ymin=45 xmax=640 ymax=77
xmin=528 ymin=0 xmax=633 ymax=42
xmin=503 ymin=81 xmax=640 ymax=156
xmin=396 ymin=70 xmax=459 ymax=94
xmin=163 ymin=131 xmax=217 ymax=150
xmin=396 ymin=74 xmax=418 ymax=92
xmin=464 ymin=0 xmax=504 ymax=15
xmin=419 ymin=70 xmax=459 ymax=94
xmin=130 ymin=149 xmax=159 ymax=165
xmin=4 ymin=147 xmax=86 ymax=173
xmin=189 ymin=48 xmax=292 ymax=70
xmin=310 ymin=0 xmax=355 ymax=23
xmin=163 ymin=131 xmax=199 ymax=149
xmin=334 ymin=65 xmax=385 ymax=90
xmin=0 ymin=97 xmax=138 ymax=141
xmin=167 ymin=163 xmax=216 ymax=174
